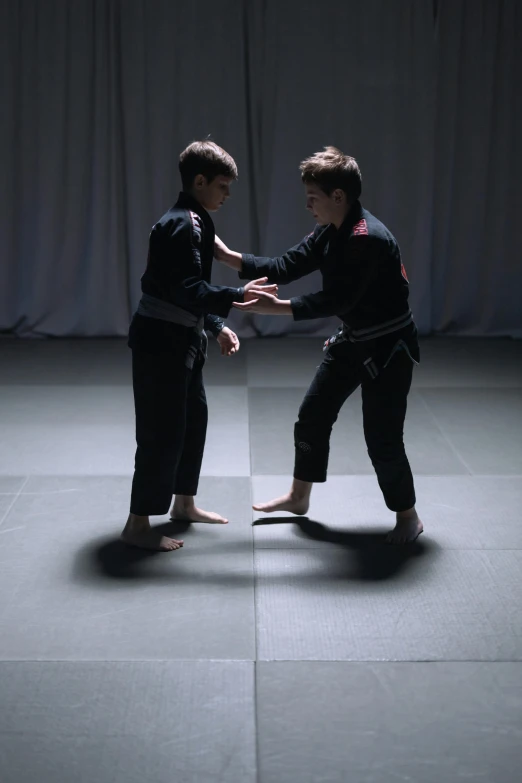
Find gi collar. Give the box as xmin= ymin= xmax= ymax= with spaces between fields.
xmin=175 ymin=191 xmax=214 ymax=231
xmin=337 ymin=200 xmax=363 ymax=236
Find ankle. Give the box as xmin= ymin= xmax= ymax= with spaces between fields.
xmin=173 ymin=495 xmax=195 ymax=511
xmin=290 ymin=491 xmax=309 ymax=503
xmin=397 ymin=507 xmax=417 ymax=520
xmin=289 ymin=490 xmax=311 ymax=505
xmin=290 ymin=480 xmax=312 ymax=503
xmin=127 ymin=513 xmax=150 ymax=528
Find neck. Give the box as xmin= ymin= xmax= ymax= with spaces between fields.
xmin=182 ymin=190 xmax=207 ymax=212
xmin=185 ymin=189 xmax=201 ymax=203
xmin=332 ymin=202 xmax=352 ymax=230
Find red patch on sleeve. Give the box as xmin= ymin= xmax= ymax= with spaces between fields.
xmin=189 ymin=211 xmax=203 ymax=245
xmin=401 ymin=263 xmax=409 ymax=282
xmin=352 ymin=219 xmax=368 ymax=236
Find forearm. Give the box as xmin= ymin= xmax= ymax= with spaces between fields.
xmin=222 ymin=250 xmax=243 ymax=272
xmin=291 ymin=293 xmax=338 ymax=321
xmin=217 ymin=231 xmax=323 ymax=284
xmin=171 ymin=278 xmax=245 ymax=319
xmin=240 ymin=253 xmax=295 ymax=284
xmin=290 ymin=270 xmax=376 ymax=321
xmin=233 ymin=297 xmax=294 ymax=316
xmin=273 ymin=300 xmax=293 ymax=316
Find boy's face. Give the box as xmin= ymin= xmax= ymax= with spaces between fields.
xmin=193 ymin=175 xmax=234 ymax=212
xmin=305 ymin=183 xmax=347 ymax=226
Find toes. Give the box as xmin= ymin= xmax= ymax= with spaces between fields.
xmin=163 ymin=537 xmax=183 ymax=551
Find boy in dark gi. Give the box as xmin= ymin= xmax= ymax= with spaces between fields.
xmin=122 ymin=140 xmax=275 ymax=552
xmin=214 ymin=146 xmax=423 ymax=544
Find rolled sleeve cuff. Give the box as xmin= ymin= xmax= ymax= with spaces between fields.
xmin=239 ymin=254 xmax=257 ymax=280
xmin=290 ymin=296 xmax=307 ymax=321
xmin=205 ymin=318 xmax=225 ymax=337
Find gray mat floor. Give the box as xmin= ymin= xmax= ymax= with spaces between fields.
xmin=0 ymin=336 xmax=521 ymax=783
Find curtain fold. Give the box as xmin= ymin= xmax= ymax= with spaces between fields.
xmin=0 ymin=0 xmax=520 ymax=338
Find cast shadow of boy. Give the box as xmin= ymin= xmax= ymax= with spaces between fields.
xmin=254 ymin=515 xmax=437 ymax=582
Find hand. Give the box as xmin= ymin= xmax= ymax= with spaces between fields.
xmin=243 ymin=277 xmax=278 ymax=303
xmin=217 ymin=326 xmax=240 ymax=356
xmin=233 ymin=291 xmax=292 ymax=315
xmin=214 ymin=235 xmax=242 ymax=270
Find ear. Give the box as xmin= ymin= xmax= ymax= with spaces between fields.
xmin=332 ymin=188 xmax=345 ymax=204
xmin=194 ymin=174 xmax=206 ymax=190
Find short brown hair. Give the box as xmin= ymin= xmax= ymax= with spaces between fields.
xmin=179 ymin=140 xmax=238 ymax=191
xmin=300 ymin=146 xmax=362 ymax=202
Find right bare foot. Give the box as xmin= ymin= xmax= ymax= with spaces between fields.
xmin=120 ymin=516 xmax=183 ymax=552
xmin=253 ymin=493 xmax=310 ymax=515
xmin=120 ymin=529 xmax=183 ymax=552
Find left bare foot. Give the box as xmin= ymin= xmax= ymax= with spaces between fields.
xmin=387 ymin=510 xmax=424 ymax=545
xmin=170 ymin=503 xmax=228 ymax=524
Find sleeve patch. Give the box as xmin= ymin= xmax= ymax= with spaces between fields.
xmin=401 ymin=263 xmax=409 ymax=282
xmin=352 ymin=219 xmax=368 ymax=236
xmin=189 ymin=211 xmax=203 ymax=245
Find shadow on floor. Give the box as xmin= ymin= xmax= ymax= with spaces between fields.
xmin=86 ymin=520 xmax=193 ymax=580
xmin=255 ymin=516 xmax=439 ymax=582
xmin=73 ymin=516 xmax=439 ymax=586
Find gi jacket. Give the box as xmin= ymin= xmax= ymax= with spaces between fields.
xmin=241 ymin=201 xmax=414 ymax=343
xmin=129 ymin=192 xmax=243 ymax=352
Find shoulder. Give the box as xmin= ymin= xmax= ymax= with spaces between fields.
xmin=151 ymin=207 xmax=205 ymax=241
xmin=358 ymin=208 xmax=397 ymax=244
xmin=344 ymin=210 xmax=380 ymax=259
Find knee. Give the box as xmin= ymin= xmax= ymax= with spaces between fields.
xmin=294 ymin=418 xmax=333 ymax=449
xmin=295 ymin=403 xmax=337 ymax=434
xmin=366 ymin=441 xmax=406 ymax=466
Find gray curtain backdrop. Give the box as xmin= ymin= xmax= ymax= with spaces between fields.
xmin=0 ymin=0 xmax=520 ymax=338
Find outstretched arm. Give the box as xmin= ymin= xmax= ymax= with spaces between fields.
xmin=233 ymin=237 xmax=378 ymax=320
xmin=291 ymin=238 xmax=377 ymax=320
xmin=214 ymin=227 xmax=326 ymax=285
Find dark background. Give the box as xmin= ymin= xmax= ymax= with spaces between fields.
xmin=1 ymin=0 xmax=520 ymax=338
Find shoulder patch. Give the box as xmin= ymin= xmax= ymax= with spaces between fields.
xmin=400 ymin=263 xmax=409 ymax=282
xmin=352 ymin=219 xmax=368 ymax=236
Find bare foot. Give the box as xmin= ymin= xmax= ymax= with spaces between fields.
xmin=387 ymin=510 xmax=424 ymax=545
xmin=170 ymin=505 xmax=228 ymax=524
xmin=253 ymin=493 xmax=310 ymax=515
xmin=120 ymin=515 xmax=183 ymax=552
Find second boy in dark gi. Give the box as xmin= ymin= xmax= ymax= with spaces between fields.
xmin=215 ymin=146 xmax=423 ymax=544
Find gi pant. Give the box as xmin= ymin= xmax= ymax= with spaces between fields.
xmin=130 ymin=349 xmax=207 ymax=516
xmin=294 ymin=338 xmax=417 ymax=512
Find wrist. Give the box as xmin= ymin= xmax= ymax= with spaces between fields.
xmin=275 ymin=299 xmax=292 ymax=315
